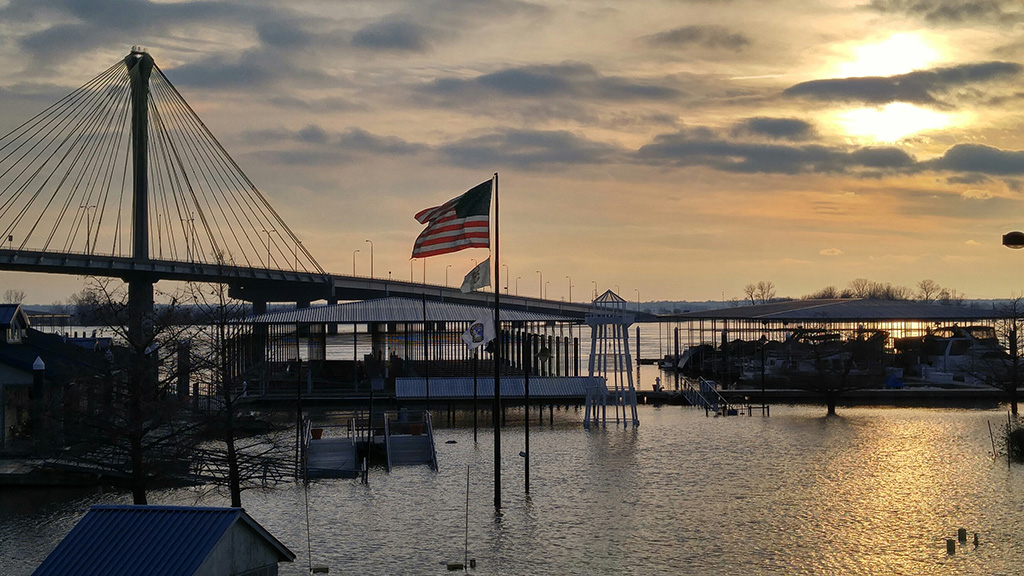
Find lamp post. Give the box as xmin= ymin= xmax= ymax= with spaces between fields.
xmin=536 ymin=270 xmax=543 ymax=298
xmin=566 ymin=275 xmax=572 ymax=302
xmin=445 ymin=264 xmax=452 ymax=287
xmin=503 ymin=264 xmax=510 ymax=294
xmin=410 ymin=259 xmax=414 ymax=282
xmin=262 ymin=228 xmax=276 ymax=268
xmin=352 ymin=249 xmax=360 ymax=276
xmin=545 ymin=281 xmax=550 ymax=300
xmin=364 ymin=239 xmax=374 ymax=278
xmin=515 ymin=276 xmax=521 ymax=296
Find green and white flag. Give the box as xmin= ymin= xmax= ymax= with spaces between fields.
xmin=460 ymin=258 xmax=491 ymax=293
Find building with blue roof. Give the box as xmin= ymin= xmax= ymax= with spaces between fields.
xmin=33 ymin=505 xmax=295 ymax=576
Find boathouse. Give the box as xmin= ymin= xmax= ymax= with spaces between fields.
xmin=239 ymin=296 xmax=587 ymax=399
xmin=33 ymin=505 xmax=295 ymax=576
xmin=657 ymin=298 xmax=1006 ymax=384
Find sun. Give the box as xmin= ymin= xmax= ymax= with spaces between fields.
xmin=832 ymin=102 xmax=964 ymax=143
xmin=834 ymin=33 xmax=937 ymax=78
xmin=827 ymin=34 xmax=961 ymax=142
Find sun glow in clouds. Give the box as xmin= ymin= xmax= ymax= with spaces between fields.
xmin=834 ymin=102 xmax=959 ymax=143
xmin=836 ymin=33 xmax=937 ymax=78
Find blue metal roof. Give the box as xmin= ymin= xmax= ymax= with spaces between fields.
xmin=33 ymin=505 xmax=295 ymax=576
xmin=243 ymin=296 xmax=576 ymax=324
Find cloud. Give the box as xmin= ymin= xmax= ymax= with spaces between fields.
xmin=783 ymin=61 xmax=1022 ymax=107
xmin=731 ymin=117 xmax=816 ymax=141
xmin=351 ymin=20 xmax=436 ymax=52
xmin=820 ymin=248 xmax=844 ymax=256
xmin=928 ymin=143 xmax=1024 ymax=175
xmin=420 ymin=62 xmax=682 ymax=104
xmin=438 ymin=129 xmax=624 ymax=168
xmin=244 ymin=125 xmax=426 ymax=163
xmin=961 ymin=188 xmax=994 ymax=200
xmin=636 ymin=130 xmax=915 ymax=174
xmin=866 ymin=0 xmax=1024 ymax=25
xmin=4 ymin=0 xmax=270 ymax=60
xmin=947 ymin=173 xmax=990 ymax=184
xmin=644 ymin=25 xmax=751 ymax=51
xmin=258 ymin=20 xmax=314 ymax=49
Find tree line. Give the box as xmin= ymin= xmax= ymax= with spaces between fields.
xmin=743 ymin=278 xmax=963 ymax=305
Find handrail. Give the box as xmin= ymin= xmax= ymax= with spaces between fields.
xmin=383 ymin=412 xmax=393 ymax=472
xmin=699 ymin=377 xmax=731 ymax=411
xmin=424 ymin=411 xmax=439 ymax=472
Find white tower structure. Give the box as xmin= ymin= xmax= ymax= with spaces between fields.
xmin=585 ymin=290 xmax=639 ymax=428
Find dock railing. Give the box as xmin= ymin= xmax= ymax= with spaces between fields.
xmin=424 ymin=411 xmax=439 ymax=472
xmin=383 ymin=412 xmax=393 ymax=472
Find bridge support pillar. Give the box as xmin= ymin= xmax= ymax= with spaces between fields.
xmin=326 ymin=298 xmax=338 ymax=335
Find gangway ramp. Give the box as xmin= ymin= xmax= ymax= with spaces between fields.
xmin=383 ymin=411 xmax=438 ymax=472
xmin=303 ymin=419 xmax=363 ymax=479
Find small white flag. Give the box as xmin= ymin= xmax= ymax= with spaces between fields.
xmin=460 ymin=258 xmax=491 ymax=293
xmin=462 ymin=313 xmax=496 ymax=350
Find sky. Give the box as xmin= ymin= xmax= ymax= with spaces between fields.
xmin=2 ymin=0 xmax=1024 ymax=305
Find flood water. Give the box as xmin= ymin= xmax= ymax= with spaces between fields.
xmin=3 ymin=404 xmax=1023 ymax=575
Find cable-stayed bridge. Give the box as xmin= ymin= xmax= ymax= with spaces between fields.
xmin=0 ymin=47 xmax=595 ymax=318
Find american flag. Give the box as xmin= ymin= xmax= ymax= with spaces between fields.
xmin=412 ymin=180 xmax=492 ymax=258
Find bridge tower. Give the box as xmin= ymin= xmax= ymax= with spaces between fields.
xmin=584 ymin=290 xmax=639 ymax=428
xmin=126 ymin=46 xmax=154 ymax=346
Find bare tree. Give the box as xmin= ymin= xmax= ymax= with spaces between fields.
xmin=3 ymin=288 xmax=25 ymax=303
xmin=848 ymin=278 xmax=873 ymax=298
xmin=57 ymin=278 xmax=197 ymax=504
xmin=743 ymin=283 xmax=757 ymax=305
xmin=804 ymin=285 xmax=840 ymax=299
xmin=917 ymin=279 xmax=941 ymax=302
xmin=755 ymin=280 xmax=776 ymax=304
xmin=745 ymin=281 xmax=776 ymax=304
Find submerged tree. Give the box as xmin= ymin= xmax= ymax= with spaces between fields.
xmin=57 ymin=276 xmax=287 ymax=505
xmin=782 ymin=327 xmax=888 ymax=415
xmin=964 ymin=298 xmax=1024 ymax=415
xmin=186 ymin=279 xmax=273 ymax=507
xmin=58 ymin=278 xmax=196 ymax=504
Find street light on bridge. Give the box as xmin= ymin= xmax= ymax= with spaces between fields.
xmin=566 ymin=275 xmax=572 ymax=302
xmin=515 ymin=276 xmax=521 ymax=296
xmin=536 ymin=270 xmax=542 ymax=298
xmin=503 ymin=264 xmax=509 ymax=295
xmin=365 ymin=239 xmax=373 ymax=278
xmin=446 ymin=264 xmax=452 ymax=287
xmin=352 ymin=249 xmax=360 ymax=276
xmin=261 ymin=228 xmax=276 ymax=268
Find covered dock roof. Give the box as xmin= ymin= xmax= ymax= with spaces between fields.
xmin=34 ymin=505 xmax=294 ymax=576
xmin=660 ymin=299 xmax=1005 ymax=322
xmin=244 ymin=296 xmax=578 ymax=324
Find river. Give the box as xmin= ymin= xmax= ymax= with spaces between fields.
xmin=3 ymin=403 xmax=1023 ymax=575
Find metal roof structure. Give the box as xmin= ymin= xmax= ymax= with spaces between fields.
xmin=33 ymin=505 xmax=295 ymax=576
xmin=661 ymin=299 xmax=1005 ymax=322
xmin=0 ymin=303 xmax=27 ymax=328
xmin=395 ymin=376 xmax=605 ymax=399
xmin=244 ymin=296 xmax=577 ymax=324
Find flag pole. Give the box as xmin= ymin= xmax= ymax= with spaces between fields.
xmin=492 ymin=172 xmax=501 ymax=512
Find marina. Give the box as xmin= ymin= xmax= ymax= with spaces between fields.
xmin=4 ymin=404 xmax=1024 ymax=575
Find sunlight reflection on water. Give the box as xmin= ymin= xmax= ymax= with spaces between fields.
xmin=4 ymin=405 xmax=1024 ymax=575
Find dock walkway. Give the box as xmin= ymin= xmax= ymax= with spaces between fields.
xmin=304 ymin=422 xmax=362 ymax=479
